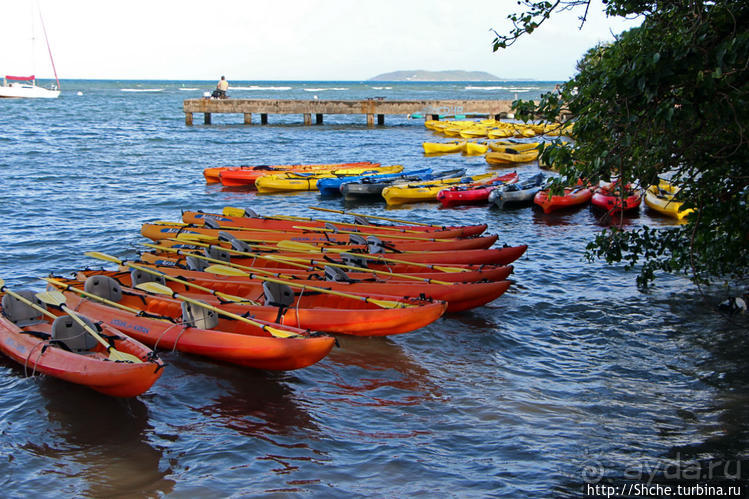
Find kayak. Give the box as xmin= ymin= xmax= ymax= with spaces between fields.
xmin=487 ymin=141 xmax=540 ymax=153
xmin=0 ymin=291 xmax=164 ymax=397
xmin=382 ymin=172 xmax=496 ymax=206
xmin=463 ymin=142 xmax=489 ymax=156
xmin=436 ymin=172 xmax=518 ymax=208
xmin=144 ymin=243 xmax=528 ymax=267
xmin=51 ymin=276 xmax=335 ymax=370
xmin=80 ymin=267 xmax=512 ymax=314
xmin=67 ymin=273 xmax=446 ymax=337
xmin=341 ymin=168 xmax=466 ymax=201
xmin=204 ymin=162 xmax=379 ymax=185
xmin=141 ymin=249 xmax=516 ymax=280
xmin=181 ymin=209 xmax=487 ymax=238
xmin=317 ymin=168 xmax=432 ymax=197
xmin=591 ymin=182 xmax=643 ymax=215
xmin=489 ymin=172 xmax=546 ymax=209
xmin=534 ymin=184 xmax=594 ymax=213
xmin=485 ymin=149 xmax=540 ymax=165
xmin=644 ymin=179 xmax=694 ymax=220
xmin=140 ymin=223 xmax=500 ymax=252
xmin=422 ymin=141 xmax=465 ymax=154
xmin=255 ymin=165 xmax=404 ymax=193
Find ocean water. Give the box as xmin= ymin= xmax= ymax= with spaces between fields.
xmin=0 ymin=80 xmax=747 ymax=497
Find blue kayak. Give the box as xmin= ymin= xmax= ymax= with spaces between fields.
xmin=318 ymin=168 xmax=433 ymax=196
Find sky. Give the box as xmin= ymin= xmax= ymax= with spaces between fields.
xmin=1 ymin=0 xmax=641 ymax=81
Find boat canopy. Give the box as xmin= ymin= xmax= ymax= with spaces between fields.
xmin=4 ymin=75 xmax=35 ymax=82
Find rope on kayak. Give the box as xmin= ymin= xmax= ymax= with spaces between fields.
xmin=24 ymin=340 xmax=48 ymax=378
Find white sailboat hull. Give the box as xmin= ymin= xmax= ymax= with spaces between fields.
xmin=0 ymin=83 xmax=60 ymax=98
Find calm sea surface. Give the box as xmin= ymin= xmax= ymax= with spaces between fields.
xmin=0 ymin=80 xmax=747 ymax=497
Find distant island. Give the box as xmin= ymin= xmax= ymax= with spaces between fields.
xmin=369 ymin=70 xmax=502 ymax=81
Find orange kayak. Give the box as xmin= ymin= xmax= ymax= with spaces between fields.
xmin=140 ymin=251 xmax=514 ymax=281
xmin=181 ymin=210 xmax=488 ymax=238
xmin=67 ymin=273 xmax=446 ymax=336
xmin=87 ymin=266 xmax=512 ymax=313
xmin=140 ymin=223 xmax=499 ymax=252
xmin=51 ymin=280 xmax=335 ymax=370
xmin=0 ymin=292 xmax=164 ymax=397
xmin=203 ymin=162 xmax=379 ymax=184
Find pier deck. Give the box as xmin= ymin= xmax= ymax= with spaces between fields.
xmin=183 ymin=99 xmax=515 ymax=126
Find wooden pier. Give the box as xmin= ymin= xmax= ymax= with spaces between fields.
xmin=183 ymin=99 xmax=515 ymax=126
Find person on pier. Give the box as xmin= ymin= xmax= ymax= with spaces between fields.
xmin=213 ymin=76 xmax=229 ymax=99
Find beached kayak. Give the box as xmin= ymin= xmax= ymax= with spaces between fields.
xmin=489 ymin=172 xmax=546 ymax=209
xmin=381 ymin=172 xmax=496 ymax=206
xmin=644 ymin=179 xmax=694 ymax=220
xmin=341 ymin=168 xmax=466 ymax=201
xmin=204 ymin=162 xmax=379 ymax=185
xmin=50 ymin=276 xmax=335 ymax=370
xmin=422 ymin=141 xmax=465 ymax=154
xmin=591 ymin=182 xmax=643 ymax=215
xmin=255 ymin=165 xmax=404 ymax=193
xmin=436 ymin=172 xmax=518 ymax=208
xmin=181 ymin=209 xmax=487 ymax=238
xmin=140 ymin=223 xmax=499 ymax=252
xmin=487 ymin=141 xmax=541 ymax=153
xmin=0 ymin=290 xmax=164 ymax=397
xmin=485 ymin=149 xmax=540 ymax=165
xmin=317 ymin=168 xmax=432 ymax=197
xmin=533 ymin=184 xmax=594 ymax=213
xmin=79 ymin=267 xmax=511 ymax=314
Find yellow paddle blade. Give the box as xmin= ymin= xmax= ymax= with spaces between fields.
xmin=205 ymin=265 xmax=249 ymax=277
xmin=174 ymin=232 xmax=217 ymax=242
xmin=134 ymin=282 xmax=174 ymax=296
xmin=85 ymin=251 xmax=122 ymax=264
xmin=152 ymin=220 xmax=188 ymax=226
xmin=277 ymin=240 xmax=325 ymax=252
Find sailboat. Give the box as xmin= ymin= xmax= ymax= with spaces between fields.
xmin=0 ymin=2 xmax=60 ymax=99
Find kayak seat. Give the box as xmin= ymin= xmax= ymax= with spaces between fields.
xmin=181 ymin=301 xmax=219 ymax=330
xmin=204 ymin=244 xmax=232 ymax=262
xmin=51 ymin=315 xmax=99 ymax=353
xmin=341 ymin=254 xmax=369 ymax=269
xmin=84 ymin=275 xmax=124 ymax=302
xmin=130 ymin=269 xmax=166 ymax=287
xmin=263 ymin=282 xmax=294 ymax=309
xmin=218 ymin=231 xmax=251 ymax=252
xmin=324 ymin=266 xmax=354 ymax=283
xmin=186 ymin=255 xmax=208 ymax=271
xmin=1 ymin=291 xmax=47 ymax=326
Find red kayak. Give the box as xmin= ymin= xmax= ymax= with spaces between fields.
xmin=534 ymin=185 xmax=594 ymax=213
xmin=50 ymin=277 xmax=336 ymax=370
xmin=181 ymin=210 xmax=488 ymax=238
xmin=436 ymin=172 xmax=518 ymax=208
xmin=591 ymin=182 xmax=643 ymax=215
xmin=0 ymin=291 xmax=164 ymax=397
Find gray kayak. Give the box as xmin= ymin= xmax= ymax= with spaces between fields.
xmin=489 ymin=172 xmax=546 ymax=209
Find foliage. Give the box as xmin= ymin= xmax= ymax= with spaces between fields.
xmin=493 ymin=0 xmax=749 ymax=287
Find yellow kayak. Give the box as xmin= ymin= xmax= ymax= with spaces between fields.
xmin=463 ymin=142 xmax=489 ymax=156
xmin=382 ymin=172 xmax=495 ymax=206
xmin=488 ymin=141 xmax=540 ymax=153
xmin=644 ymin=179 xmax=694 ymax=220
xmin=423 ymin=141 xmax=466 ymax=154
xmin=256 ymin=165 xmax=403 ymax=193
xmin=485 ymin=149 xmax=540 ymax=166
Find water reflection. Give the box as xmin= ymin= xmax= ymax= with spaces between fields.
xmin=33 ymin=379 xmax=174 ymax=497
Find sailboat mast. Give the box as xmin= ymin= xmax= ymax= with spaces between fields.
xmin=37 ymin=3 xmax=60 ymax=90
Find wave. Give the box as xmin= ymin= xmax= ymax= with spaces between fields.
xmin=371 ymin=86 xmax=393 ymax=90
xmin=464 ymin=85 xmax=540 ymax=92
xmin=121 ymin=88 xmax=165 ymax=92
xmin=229 ymin=85 xmax=292 ymax=91
xmin=178 ymin=87 xmax=199 ymax=91
xmin=303 ymin=87 xmax=348 ymax=91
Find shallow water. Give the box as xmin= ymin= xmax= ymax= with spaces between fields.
xmin=1 ymin=80 xmax=747 ymax=497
